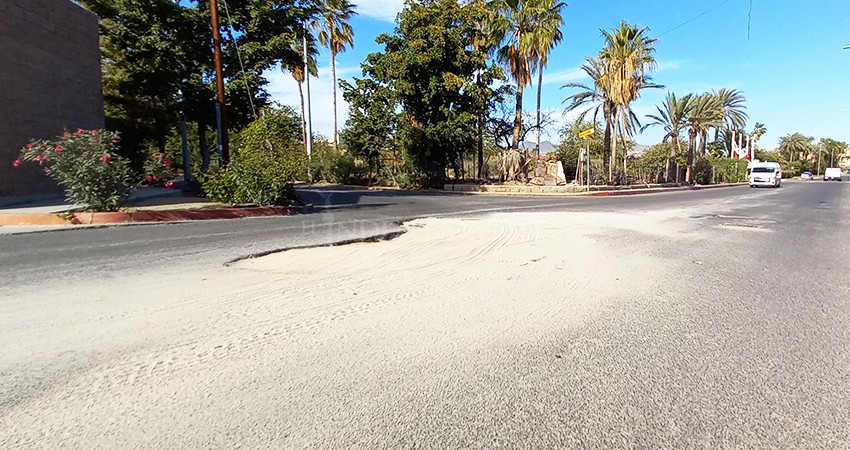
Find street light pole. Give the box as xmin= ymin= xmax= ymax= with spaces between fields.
xmin=209 ymin=0 xmax=230 ymax=166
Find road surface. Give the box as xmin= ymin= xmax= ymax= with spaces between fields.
xmin=2 ymin=181 xmax=849 ymax=448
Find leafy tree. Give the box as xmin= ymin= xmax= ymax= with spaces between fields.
xmin=343 ymin=0 xmax=501 ymax=186
xmin=340 ymin=77 xmax=399 ymax=182
xmin=312 ymin=0 xmax=357 ymax=151
xmin=79 ymin=0 xmax=312 ymax=170
xmin=556 ymin=119 xmax=604 ymax=181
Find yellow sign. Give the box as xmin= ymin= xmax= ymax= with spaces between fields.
xmin=578 ymin=128 xmax=594 ymax=139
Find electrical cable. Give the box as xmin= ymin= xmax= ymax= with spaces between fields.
xmin=220 ymin=0 xmax=257 ymax=119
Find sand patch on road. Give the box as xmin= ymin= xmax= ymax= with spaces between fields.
xmin=4 ymin=210 xmax=692 ymax=448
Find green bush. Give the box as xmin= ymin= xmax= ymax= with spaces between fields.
xmin=199 ymin=166 xmax=238 ymax=204
xmin=308 ymin=140 xmax=362 ymax=184
xmin=201 ymin=109 xmax=305 ymax=206
xmin=692 ymin=157 xmax=748 ymax=184
xmin=16 ymin=129 xmax=135 ymax=211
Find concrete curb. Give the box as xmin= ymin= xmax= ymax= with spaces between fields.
xmin=579 ymin=183 xmax=747 ymax=197
xmin=0 ymin=206 xmax=299 ymax=227
xmin=443 ymin=182 xmax=747 ymax=197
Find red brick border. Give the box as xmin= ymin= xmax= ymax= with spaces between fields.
xmin=0 ymin=206 xmax=298 ymax=227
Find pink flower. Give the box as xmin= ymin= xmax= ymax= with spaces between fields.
xmin=63 ymin=132 xmax=69 ymax=138
xmin=54 ymin=146 xmax=63 ymax=154
xmin=162 ymin=158 xmax=172 ymax=168
xmin=43 ymin=168 xmax=51 ymax=174
xmin=26 ymin=144 xmax=33 ymax=150
xmin=99 ymin=154 xmax=112 ymax=163
xmin=74 ymin=129 xmax=85 ymax=136
xmin=35 ymin=154 xmax=48 ymax=162
xmin=164 ymin=181 xmax=174 ymax=189
xmin=91 ymin=130 xmax=99 ymax=137
xmin=13 ymin=159 xmax=22 ymax=168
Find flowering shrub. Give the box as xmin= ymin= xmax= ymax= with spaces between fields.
xmin=143 ymin=151 xmax=177 ymax=189
xmin=15 ymin=129 xmax=135 ymax=211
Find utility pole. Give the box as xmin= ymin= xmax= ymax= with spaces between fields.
xmin=209 ymin=0 xmax=230 ymax=166
xmin=303 ymin=23 xmax=313 ymax=180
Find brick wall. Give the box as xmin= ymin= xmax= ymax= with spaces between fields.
xmin=0 ymin=0 xmax=104 ymax=197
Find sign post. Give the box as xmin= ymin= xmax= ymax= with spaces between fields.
xmin=579 ymin=129 xmax=593 ymax=192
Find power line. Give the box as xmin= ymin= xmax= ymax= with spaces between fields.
xmin=656 ymin=0 xmax=735 ymax=38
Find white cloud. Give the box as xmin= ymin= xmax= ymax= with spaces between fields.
xmin=356 ymin=0 xmax=404 ymax=23
xmin=266 ymin=64 xmax=361 ymax=140
xmin=542 ymin=67 xmax=588 ymax=86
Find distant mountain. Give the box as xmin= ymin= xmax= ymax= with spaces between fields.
xmin=519 ymin=141 xmax=557 ymax=154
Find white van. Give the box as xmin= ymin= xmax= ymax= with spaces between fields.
xmin=824 ymin=167 xmax=843 ymax=181
xmin=748 ymin=161 xmax=782 ymax=188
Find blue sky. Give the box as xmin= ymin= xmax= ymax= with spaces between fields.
xmin=266 ymin=0 xmax=850 ymax=148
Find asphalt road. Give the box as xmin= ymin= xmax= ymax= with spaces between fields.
xmin=2 ymin=180 xmax=850 ymax=448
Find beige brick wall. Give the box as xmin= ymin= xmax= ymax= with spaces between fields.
xmin=0 ymin=0 xmax=104 ymax=196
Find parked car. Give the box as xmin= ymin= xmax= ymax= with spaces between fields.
xmin=800 ymin=171 xmax=813 ymax=180
xmin=824 ymin=167 xmax=843 ymax=181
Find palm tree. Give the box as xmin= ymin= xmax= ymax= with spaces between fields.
xmin=526 ymin=0 xmax=566 ymax=159
xmin=599 ymin=21 xmax=660 ymax=181
xmin=285 ymin=39 xmax=318 ymax=147
xmin=683 ymin=93 xmax=722 ymax=183
xmin=488 ymin=0 xmax=536 ymax=153
xmin=562 ymin=57 xmax=617 ymax=179
xmin=312 ymin=0 xmax=357 ymax=151
xmin=778 ymin=132 xmax=813 ymax=162
xmin=643 ymin=92 xmax=693 ymax=181
xmin=712 ymin=88 xmax=748 ymax=152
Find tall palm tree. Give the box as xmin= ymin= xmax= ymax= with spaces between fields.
xmin=643 ymin=92 xmax=693 ymax=181
xmin=683 ymin=93 xmax=722 ymax=183
xmin=488 ymin=0 xmax=536 ymax=153
xmin=526 ymin=0 xmax=566 ymax=159
xmin=599 ymin=21 xmax=660 ymax=181
xmin=285 ymin=39 xmax=318 ymax=147
xmin=312 ymin=0 xmax=357 ymax=151
xmin=698 ymin=93 xmax=724 ymax=157
xmin=712 ymin=88 xmax=747 ymax=152
xmin=562 ymin=57 xmax=617 ymax=179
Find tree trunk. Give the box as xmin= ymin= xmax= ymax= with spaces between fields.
xmin=700 ymin=130 xmax=708 ymax=156
xmin=477 ymin=110 xmax=484 ymax=179
xmin=477 ymin=71 xmax=485 ymax=179
xmin=298 ymin=80 xmax=307 ymax=146
xmin=511 ymin=86 xmax=523 ymax=150
xmin=686 ymin=128 xmax=696 ymax=184
xmin=668 ymin=131 xmax=679 ymax=183
xmin=602 ymin=118 xmax=612 ymax=183
xmin=199 ymin=121 xmax=210 ymax=171
xmin=331 ymin=50 xmax=339 ymax=151
xmin=610 ymin=118 xmax=618 ymax=183
xmin=536 ymin=67 xmax=543 ymax=160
